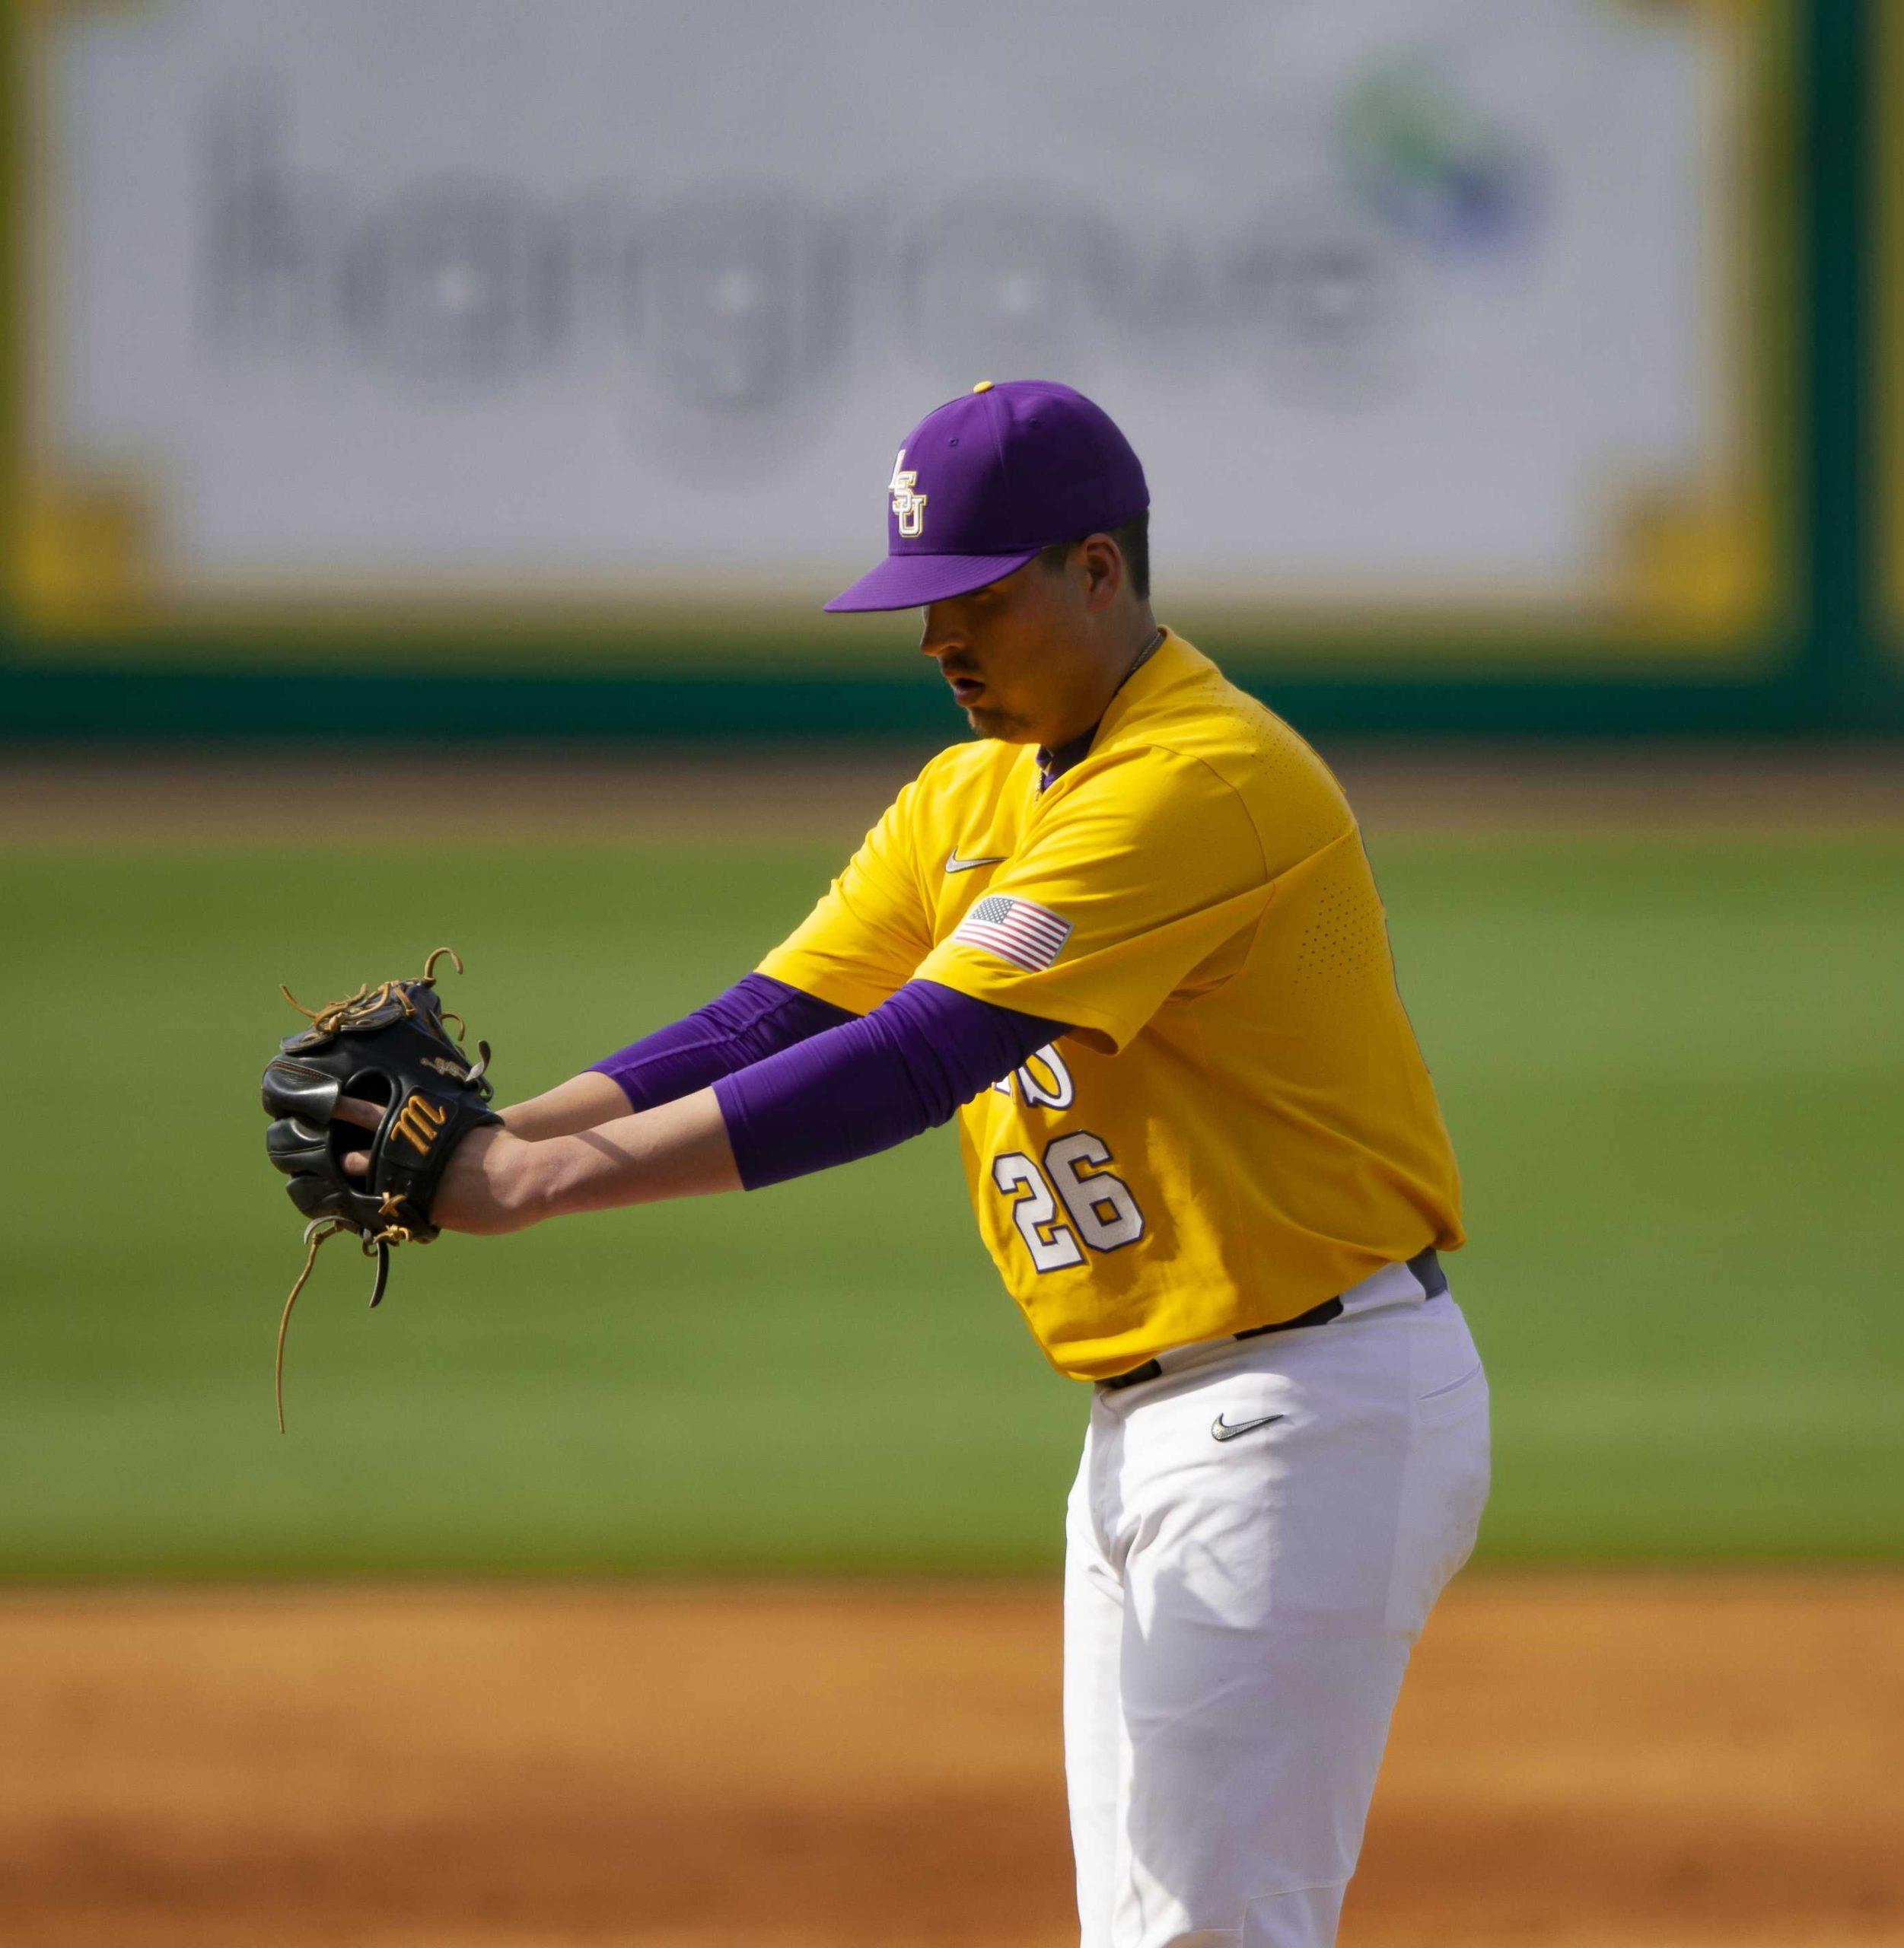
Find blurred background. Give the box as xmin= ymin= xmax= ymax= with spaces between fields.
xmin=2 ymin=2 xmax=1900 ymax=1945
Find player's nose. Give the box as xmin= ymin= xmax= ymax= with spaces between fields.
xmin=918 ymin=606 xmax=965 ymax=661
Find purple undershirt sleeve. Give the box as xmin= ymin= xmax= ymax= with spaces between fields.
xmin=713 ymin=979 xmax=1066 ymax=1191
xmin=588 ymin=972 xmax=855 ymax=1112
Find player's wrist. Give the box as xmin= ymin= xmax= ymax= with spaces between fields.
xmin=437 ymin=1125 xmax=545 ymax=1236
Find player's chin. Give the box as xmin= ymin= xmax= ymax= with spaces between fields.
xmin=963 ymin=700 xmax=1033 ymax=741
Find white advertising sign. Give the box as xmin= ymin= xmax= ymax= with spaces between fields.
xmin=14 ymin=0 xmax=1781 ymax=658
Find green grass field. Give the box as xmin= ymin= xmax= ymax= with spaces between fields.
xmin=4 ymin=833 xmax=1901 ymax=1577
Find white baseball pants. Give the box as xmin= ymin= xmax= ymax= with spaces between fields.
xmin=1063 ymin=1284 xmax=1491 ymax=1948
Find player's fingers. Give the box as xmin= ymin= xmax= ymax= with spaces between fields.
xmin=335 ymin=1096 xmax=379 ymax=1176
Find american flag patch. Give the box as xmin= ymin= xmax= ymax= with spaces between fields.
xmin=953 ymin=893 xmax=1073 ymax=972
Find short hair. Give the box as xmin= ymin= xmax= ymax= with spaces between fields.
xmin=1038 ymin=511 xmax=1150 ymax=600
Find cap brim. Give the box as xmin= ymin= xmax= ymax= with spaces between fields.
xmin=823 ymin=548 xmax=1042 ymax=613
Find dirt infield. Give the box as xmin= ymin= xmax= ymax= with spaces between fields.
xmin=1 ymin=1576 xmax=1898 ymax=1947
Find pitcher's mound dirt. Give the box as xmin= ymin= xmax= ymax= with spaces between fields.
xmin=1 ymin=1574 xmax=1899 ymax=1946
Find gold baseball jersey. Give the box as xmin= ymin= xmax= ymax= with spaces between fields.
xmin=759 ymin=630 xmax=1462 ymax=1381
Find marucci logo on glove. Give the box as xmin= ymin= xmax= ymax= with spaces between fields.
xmin=391 ymin=1095 xmax=450 ymax=1154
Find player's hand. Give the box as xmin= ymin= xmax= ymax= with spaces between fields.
xmin=335 ymin=1085 xmax=730 ymax=1220
xmin=333 ymin=1097 xmax=537 ymax=1235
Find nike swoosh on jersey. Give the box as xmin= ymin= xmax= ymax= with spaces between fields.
xmin=944 ymin=849 xmax=1008 ymax=874
xmin=1210 ymin=1412 xmax=1286 ymax=1442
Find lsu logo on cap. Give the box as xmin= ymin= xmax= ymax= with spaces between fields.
xmin=888 ymin=450 xmax=927 ymax=537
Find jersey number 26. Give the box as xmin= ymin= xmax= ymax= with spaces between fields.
xmin=992 ymin=1133 xmax=1145 ymax=1271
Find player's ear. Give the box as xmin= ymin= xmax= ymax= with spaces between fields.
xmin=1077 ymin=533 xmax=1123 ymax=612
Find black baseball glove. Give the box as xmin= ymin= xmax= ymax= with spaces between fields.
xmin=261 ymin=947 xmax=499 ymax=1428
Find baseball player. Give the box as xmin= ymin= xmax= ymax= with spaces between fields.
xmin=336 ymin=380 xmax=1491 ymax=1947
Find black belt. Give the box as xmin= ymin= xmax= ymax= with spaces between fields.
xmin=1097 ymin=1249 xmax=1447 ymax=1393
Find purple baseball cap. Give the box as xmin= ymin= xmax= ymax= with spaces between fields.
xmin=825 ymin=380 xmax=1149 ymax=613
